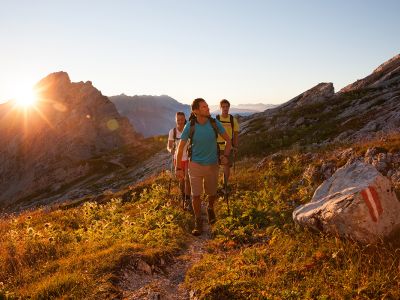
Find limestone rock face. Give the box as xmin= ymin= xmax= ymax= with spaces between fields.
xmin=293 ymin=161 xmax=400 ymax=243
xmin=240 ymin=53 xmax=400 ymax=153
xmin=291 ymin=82 xmax=334 ymax=108
xmin=340 ymin=54 xmax=400 ymax=92
xmin=0 ymin=71 xmax=141 ymax=209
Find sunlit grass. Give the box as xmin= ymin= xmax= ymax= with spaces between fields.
xmin=185 ymin=136 xmax=400 ymax=299
xmin=2 ymin=133 xmax=400 ymax=298
xmin=0 ymin=175 xmax=192 ymax=298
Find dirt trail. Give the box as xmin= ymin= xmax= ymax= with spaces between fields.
xmin=119 ymin=207 xmax=211 ymax=300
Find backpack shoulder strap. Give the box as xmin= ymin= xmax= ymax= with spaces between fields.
xmin=187 ymin=118 xmax=196 ymax=160
xmin=216 ymin=114 xmax=220 ymax=121
xmin=173 ymin=127 xmax=177 ymax=141
xmin=189 ymin=119 xmax=196 ymax=140
xmin=229 ymin=114 xmax=234 ymax=132
xmin=209 ymin=117 xmax=218 ymax=138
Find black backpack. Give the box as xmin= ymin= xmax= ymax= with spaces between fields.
xmin=187 ymin=117 xmax=219 ymax=160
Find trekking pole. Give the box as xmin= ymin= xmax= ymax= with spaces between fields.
xmin=223 ymin=173 xmax=230 ymax=214
xmin=179 ymin=173 xmax=184 ymax=209
xmin=233 ymin=148 xmax=236 ymax=177
xmin=167 ymin=153 xmax=174 ymax=197
xmin=182 ymin=167 xmax=186 ymax=210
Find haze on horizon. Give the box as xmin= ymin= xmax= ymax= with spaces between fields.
xmin=0 ymin=0 xmax=399 ymax=106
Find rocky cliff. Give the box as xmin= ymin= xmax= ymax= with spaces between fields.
xmin=240 ymin=53 xmax=400 ymax=156
xmin=0 ymin=72 xmax=141 ymax=210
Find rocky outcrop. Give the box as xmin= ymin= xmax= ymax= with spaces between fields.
xmin=293 ymin=161 xmax=400 ymax=243
xmin=239 ymin=53 xmax=400 ymax=156
xmin=340 ymin=54 xmax=400 ymax=93
xmin=110 ymin=94 xmax=190 ymax=137
xmin=0 ymin=72 xmax=141 ymax=210
xmin=283 ymin=82 xmax=335 ymax=109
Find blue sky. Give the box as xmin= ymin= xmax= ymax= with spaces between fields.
xmin=0 ymin=0 xmax=399 ymax=105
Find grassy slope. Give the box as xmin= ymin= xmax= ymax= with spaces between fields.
xmin=186 ymin=135 xmax=400 ymax=299
xmin=0 ymin=174 xmax=193 ymax=299
xmin=1 ymin=133 xmax=400 ymax=299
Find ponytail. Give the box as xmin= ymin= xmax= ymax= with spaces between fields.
xmin=189 ymin=112 xmax=196 ymax=122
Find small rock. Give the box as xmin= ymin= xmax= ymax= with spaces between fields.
xmin=148 ymin=291 xmax=161 ymax=300
xmin=365 ymin=147 xmax=378 ymax=157
xmin=137 ymin=259 xmax=152 ymax=275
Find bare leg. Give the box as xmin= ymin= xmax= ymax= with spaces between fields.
xmin=224 ymin=164 xmax=230 ymax=184
xmin=192 ymin=195 xmax=201 ymax=218
xmin=207 ymin=195 xmax=217 ymax=224
xmin=208 ymin=195 xmax=216 ymax=209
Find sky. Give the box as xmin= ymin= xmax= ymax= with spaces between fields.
xmin=0 ymin=0 xmax=399 ymax=106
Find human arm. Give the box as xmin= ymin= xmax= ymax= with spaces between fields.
xmin=167 ymin=140 xmax=175 ymax=154
xmin=175 ymin=139 xmax=187 ymax=179
xmin=233 ymin=131 xmax=239 ymax=150
xmin=232 ymin=117 xmax=239 ymax=151
xmin=176 ymin=124 xmax=190 ymax=179
xmin=219 ymin=131 xmax=232 ymax=165
xmin=167 ymin=129 xmax=175 ymax=153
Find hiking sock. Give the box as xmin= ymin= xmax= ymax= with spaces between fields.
xmin=192 ymin=216 xmax=202 ymax=236
xmin=185 ymin=195 xmax=193 ymax=213
xmin=207 ymin=207 xmax=216 ymax=225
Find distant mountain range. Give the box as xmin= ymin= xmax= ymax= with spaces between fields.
xmin=109 ymin=94 xmax=190 ymax=138
xmin=210 ymin=103 xmax=277 ymax=116
xmin=110 ymin=95 xmax=275 ymax=137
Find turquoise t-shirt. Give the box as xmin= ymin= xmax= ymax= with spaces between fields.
xmin=181 ymin=118 xmax=226 ymax=165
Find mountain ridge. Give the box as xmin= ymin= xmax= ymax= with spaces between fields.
xmin=0 ymin=72 xmax=142 ymax=211
xmin=240 ymin=53 xmax=400 ymax=156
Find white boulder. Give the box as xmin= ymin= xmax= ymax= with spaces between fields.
xmin=293 ymin=161 xmax=400 ymax=243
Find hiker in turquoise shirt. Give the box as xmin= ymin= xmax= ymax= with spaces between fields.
xmin=180 ymin=114 xmax=225 ymax=165
xmin=176 ymin=98 xmax=232 ymax=236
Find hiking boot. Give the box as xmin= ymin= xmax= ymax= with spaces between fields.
xmin=192 ymin=217 xmax=202 ymax=236
xmin=207 ymin=207 xmax=216 ymax=225
xmin=184 ymin=196 xmax=194 ymax=214
xmin=221 ymin=185 xmax=230 ymax=195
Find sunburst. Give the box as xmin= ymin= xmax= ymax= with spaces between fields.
xmin=14 ymin=87 xmax=38 ymax=108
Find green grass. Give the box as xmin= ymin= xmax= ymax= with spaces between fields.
xmin=2 ymin=132 xmax=400 ymax=299
xmin=0 ymin=174 xmax=192 ymax=298
xmin=185 ymin=138 xmax=400 ymax=299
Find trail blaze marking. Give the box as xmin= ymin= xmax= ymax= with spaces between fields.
xmin=360 ymin=186 xmax=383 ymax=222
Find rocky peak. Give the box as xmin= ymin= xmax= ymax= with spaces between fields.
xmin=373 ymin=53 xmax=400 ymax=74
xmin=280 ymin=82 xmax=334 ymax=110
xmin=339 ymin=53 xmax=400 ymax=93
xmin=37 ymin=71 xmax=71 ymax=87
xmin=0 ymin=71 xmax=141 ymax=210
xmin=294 ymin=82 xmax=334 ymax=107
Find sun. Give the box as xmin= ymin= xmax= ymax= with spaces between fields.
xmin=14 ymin=87 xmax=38 ymax=108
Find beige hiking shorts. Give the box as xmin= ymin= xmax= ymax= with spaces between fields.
xmin=188 ymin=161 xmax=219 ymax=197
